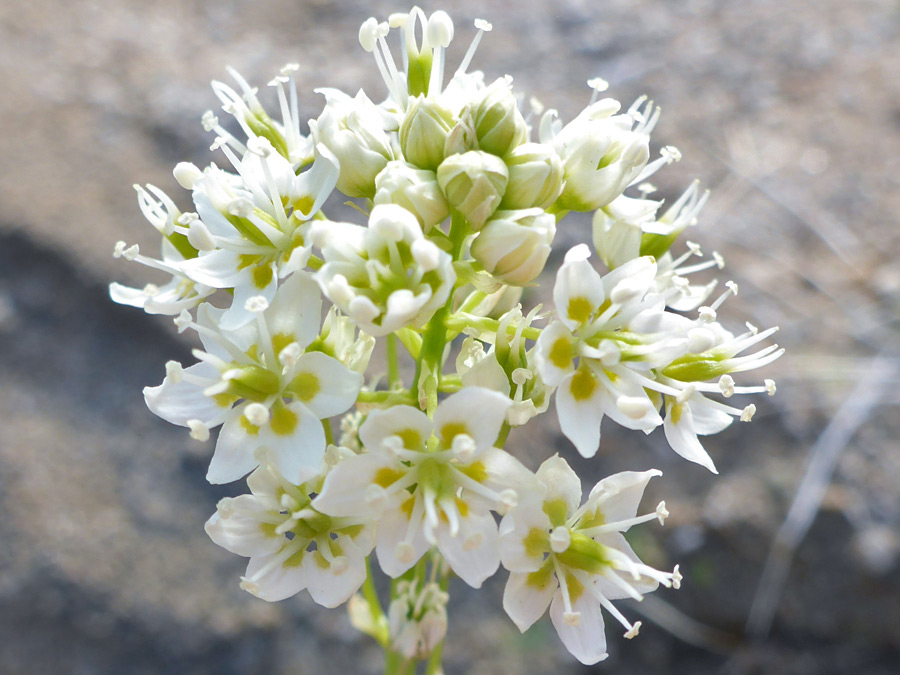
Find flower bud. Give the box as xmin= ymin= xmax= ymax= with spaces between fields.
xmin=501 ymin=142 xmax=564 ymax=209
xmin=312 ymin=89 xmax=393 ymax=199
xmin=554 ymin=101 xmax=650 ymax=211
xmin=472 ymin=77 xmax=527 ymax=157
xmin=374 ymin=160 xmax=449 ymax=232
xmin=436 ymin=150 xmax=508 ymax=230
xmin=399 ymin=95 xmax=455 ymax=170
xmin=471 ymin=209 xmax=556 ymax=285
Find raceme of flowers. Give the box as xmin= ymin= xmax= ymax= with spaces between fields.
xmin=112 ymin=7 xmax=782 ymax=668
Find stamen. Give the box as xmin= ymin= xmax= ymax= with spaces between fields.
xmin=188 ymin=419 xmax=210 ymax=441
xmin=456 ymin=18 xmax=492 ymax=76
xmin=587 ymin=77 xmax=609 ymax=105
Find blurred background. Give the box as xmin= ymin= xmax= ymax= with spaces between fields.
xmin=1 ymin=0 xmax=899 ymax=672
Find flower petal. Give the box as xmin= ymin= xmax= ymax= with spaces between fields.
xmin=549 ymin=588 xmax=608 ymax=665
xmin=503 ymin=570 xmax=556 ymax=632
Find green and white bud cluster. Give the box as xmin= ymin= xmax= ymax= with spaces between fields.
xmin=112 ymin=6 xmax=783 ymax=669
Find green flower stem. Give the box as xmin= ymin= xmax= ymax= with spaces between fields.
xmin=386 ymin=333 xmax=401 ymax=389
xmin=445 ymin=313 xmax=542 ymax=341
xmin=495 ymin=421 xmax=511 ymax=448
xmin=363 ymin=558 xmax=390 ymax=647
xmin=357 ymin=390 xmax=418 ymax=406
xmin=322 ymin=418 xmax=334 ymax=445
xmin=437 ymin=374 xmax=461 ymax=393
xmin=396 ymin=328 xmax=423 ymax=360
xmin=415 ymin=212 xmax=468 ymax=418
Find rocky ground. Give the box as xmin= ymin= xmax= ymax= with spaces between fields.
xmin=1 ymin=0 xmax=899 ymax=673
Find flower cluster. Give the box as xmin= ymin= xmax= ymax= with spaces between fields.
xmin=113 ymin=7 xmax=781 ymax=667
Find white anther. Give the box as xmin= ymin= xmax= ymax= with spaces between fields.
xmin=587 ymin=77 xmax=609 ymax=92
xmin=201 ymin=111 xmax=218 ymax=131
xmin=550 ymin=526 xmax=571 ymax=553
xmin=672 ymin=276 xmax=690 ymax=290
xmin=244 ymin=402 xmax=270 ymax=427
xmin=656 ymin=501 xmax=669 ymax=525
xmin=426 ymin=11 xmax=454 ymax=47
xmin=371 ymin=213 xmax=404 ymax=241
xmin=280 ymin=63 xmax=299 ymax=76
xmin=327 ymin=274 xmax=355 ymax=306
xmin=661 ymin=145 xmax=682 ymax=162
xmin=113 ymin=241 xmax=127 ymax=258
xmin=278 ymin=342 xmax=302 ymax=368
xmin=718 ymin=374 xmax=735 ymax=398
xmin=216 ymin=497 xmax=235 ymax=519
xmin=617 ymin=396 xmax=653 ymax=420
xmin=188 ymin=220 xmax=217 ymax=251
xmin=698 ymin=306 xmax=717 ymax=323
xmin=245 ymin=295 xmax=270 ymax=313
xmin=188 ymin=419 xmax=210 ymax=442
xmin=227 ymin=197 xmax=255 ymax=218
xmin=474 ymin=18 xmax=492 ymax=31
xmin=239 ymin=578 xmax=261 ymax=596
xmin=364 ymin=484 xmax=388 ymax=509
xmin=381 ymin=434 xmax=405 ymax=456
xmin=173 ymin=162 xmax=203 ymax=190
xmin=174 ymin=310 xmax=192 ymax=333
xmin=451 ymin=433 xmax=477 ymax=461
xmin=462 ymin=531 xmax=484 ymax=551
xmin=247 ymin=137 xmax=273 ymax=157
xmin=209 ymin=137 xmax=227 ymax=152
xmin=511 ymin=368 xmax=533 ymax=387
xmin=625 ymin=621 xmax=642 ymax=639
xmin=713 ymin=251 xmax=725 ymax=268
xmin=268 ymin=75 xmax=288 ymax=87
xmin=765 ymin=379 xmax=777 ymax=396
xmin=330 ymin=555 xmax=350 ymax=574
xmin=165 ymin=360 xmax=184 ymax=383
xmin=740 ymin=404 xmax=756 ymax=422
xmin=676 ymin=384 xmax=695 ymax=405
xmin=349 ymin=295 xmax=380 ymax=323
xmin=610 ymin=278 xmax=644 ymax=305
xmin=596 ymin=340 xmax=621 ymax=366
xmin=686 ymin=240 xmax=702 ymax=255
xmin=745 ymin=321 xmax=758 ymax=335
xmin=411 ymin=239 xmax=441 ymax=272
xmin=563 ymin=611 xmax=581 ymax=627
xmin=726 ymin=280 xmax=739 ymax=296
xmin=176 ymin=212 xmax=198 ymax=226
xmin=395 ymin=541 xmax=416 ymax=564
xmin=687 ymin=327 xmax=716 ymax=353
xmin=672 ymin=564 xmax=682 ymax=589
xmin=529 ymin=96 xmax=545 ymax=115
xmin=142 ymin=283 xmax=159 ymax=297
xmin=497 ymin=489 xmax=518 ymax=514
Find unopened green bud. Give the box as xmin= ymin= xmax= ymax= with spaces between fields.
xmin=436 ymin=151 xmax=508 ymax=230
xmin=374 ymin=160 xmax=449 ymax=232
xmin=471 ymin=209 xmax=556 ymax=286
xmin=473 ymin=77 xmax=528 ymax=157
xmin=501 ymin=143 xmax=564 ymax=210
xmin=400 ymin=95 xmax=455 ymax=170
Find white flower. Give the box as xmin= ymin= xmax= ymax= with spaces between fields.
xmin=313 ymin=204 xmax=456 ymax=336
xmin=176 ymin=142 xmax=340 ymax=330
xmin=373 ymin=160 xmax=449 ymax=232
xmin=388 ymin=579 xmax=449 ymax=659
xmin=548 ymin=99 xmax=650 ymax=212
xmin=500 ymin=456 xmax=678 ymax=665
xmin=314 ymin=387 xmax=534 ymax=587
xmin=205 ymin=463 xmax=373 ymax=606
xmin=311 ymin=88 xmax=394 ymax=198
xmin=143 ymin=272 xmax=363 ymax=484
xmin=110 ymin=184 xmax=214 ymax=314
xmin=534 ymin=245 xmax=683 ymax=457
xmin=470 ymin=209 xmax=556 ymax=286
